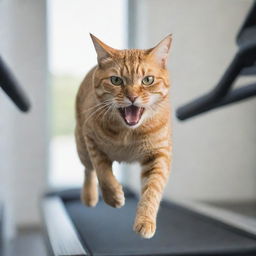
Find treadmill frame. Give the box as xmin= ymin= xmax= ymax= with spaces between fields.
xmin=42 ymin=194 xmax=256 ymax=256
xmin=42 ymin=197 xmax=87 ymax=256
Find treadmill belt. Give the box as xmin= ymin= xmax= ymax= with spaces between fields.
xmin=64 ymin=192 xmax=256 ymax=256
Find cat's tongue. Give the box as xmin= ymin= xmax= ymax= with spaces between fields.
xmin=124 ymin=105 xmax=142 ymax=125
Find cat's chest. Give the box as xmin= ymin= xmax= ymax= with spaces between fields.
xmin=93 ymin=129 xmax=149 ymax=162
xmin=103 ymin=143 xmax=139 ymax=162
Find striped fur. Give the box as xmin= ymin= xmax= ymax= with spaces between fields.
xmin=75 ymin=34 xmax=172 ymax=238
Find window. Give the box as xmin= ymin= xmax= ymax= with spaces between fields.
xmin=48 ymin=0 xmax=127 ymax=188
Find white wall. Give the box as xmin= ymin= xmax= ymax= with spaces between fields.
xmin=0 ymin=0 xmax=48 ymax=234
xmin=126 ymin=0 xmax=256 ymax=202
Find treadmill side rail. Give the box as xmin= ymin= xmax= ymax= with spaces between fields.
xmin=176 ymin=199 xmax=256 ymax=238
xmin=42 ymin=197 xmax=87 ymax=256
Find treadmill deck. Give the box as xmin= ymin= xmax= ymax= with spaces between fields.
xmin=43 ymin=189 xmax=256 ymax=256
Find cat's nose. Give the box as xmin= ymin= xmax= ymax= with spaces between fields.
xmin=127 ymin=95 xmax=138 ymax=103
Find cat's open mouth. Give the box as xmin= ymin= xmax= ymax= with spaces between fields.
xmin=118 ymin=105 xmax=145 ymax=126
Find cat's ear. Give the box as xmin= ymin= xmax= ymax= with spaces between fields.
xmin=90 ymin=33 xmax=115 ymax=65
xmin=148 ymin=34 xmax=172 ymax=68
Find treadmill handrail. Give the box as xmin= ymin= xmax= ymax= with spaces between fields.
xmin=176 ymin=44 xmax=256 ymax=120
xmin=236 ymin=1 xmax=256 ymax=44
xmin=0 ymin=56 xmax=30 ymax=112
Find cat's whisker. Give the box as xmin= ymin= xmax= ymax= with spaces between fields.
xmin=103 ymin=104 xmax=115 ymax=121
xmin=83 ymin=106 xmax=108 ymax=123
xmin=94 ymin=102 xmax=114 ymax=123
xmin=99 ymin=108 xmax=110 ymax=122
xmin=148 ymin=101 xmax=165 ymax=113
xmin=84 ymin=101 xmax=113 ymax=125
xmin=83 ymin=100 xmax=113 ymax=116
xmin=82 ymin=99 xmax=113 ymax=114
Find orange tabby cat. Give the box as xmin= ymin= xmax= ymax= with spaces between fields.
xmin=75 ymin=34 xmax=172 ymax=239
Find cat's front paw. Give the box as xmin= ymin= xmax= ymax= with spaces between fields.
xmin=101 ymin=184 xmax=125 ymax=208
xmin=133 ymin=217 xmax=156 ymax=239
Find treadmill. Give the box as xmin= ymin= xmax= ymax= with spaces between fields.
xmin=0 ymin=56 xmax=31 ymax=255
xmin=42 ymin=2 xmax=256 ymax=256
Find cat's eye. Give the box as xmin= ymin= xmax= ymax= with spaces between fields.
xmin=142 ymin=76 xmax=154 ymax=86
xmin=110 ymin=76 xmax=123 ymax=86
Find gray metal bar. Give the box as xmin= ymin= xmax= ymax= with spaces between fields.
xmin=42 ymin=197 xmax=87 ymax=256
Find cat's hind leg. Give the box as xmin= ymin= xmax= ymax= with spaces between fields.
xmin=81 ymin=168 xmax=99 ymax=207
xmin=85 ymin=136 xmax=125 ymax=208
xmin=75 ymin=126 xmax=99 ymax=207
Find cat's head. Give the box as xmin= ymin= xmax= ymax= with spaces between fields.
xmin=91 ymin=33 xmax=172 ymax=128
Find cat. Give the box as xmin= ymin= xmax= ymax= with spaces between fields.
xmin=75 ymin=33 xmax=172 ymax=239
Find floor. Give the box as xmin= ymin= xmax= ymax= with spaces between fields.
xmin=4 ymin=228 xmax=47 ymax=256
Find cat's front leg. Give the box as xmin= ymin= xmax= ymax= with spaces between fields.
xmin=85 ymin=136 xmax=125 ymax=208
xmin=134 ymin=151 xmax=171 ymax=238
